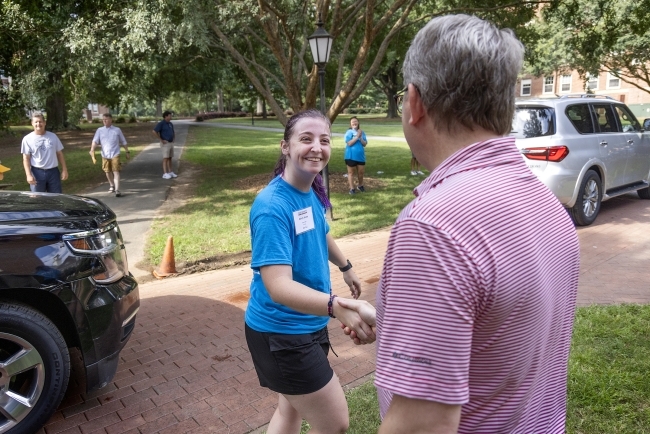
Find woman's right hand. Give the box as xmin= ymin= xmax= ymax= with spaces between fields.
xmin=334 ymin=297 xmax=376 ymax=344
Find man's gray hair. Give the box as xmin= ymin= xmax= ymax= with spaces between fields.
xmin=403 ymin=14 xmax=524 ymax=135
xmin=102 ymin=113 xmax=113 ymax=118
xmin=31 ymin=111 xmax=45 ymax=122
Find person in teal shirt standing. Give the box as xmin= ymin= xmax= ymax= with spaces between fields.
xmin=343 ymin=116 xmax=367 ymax=194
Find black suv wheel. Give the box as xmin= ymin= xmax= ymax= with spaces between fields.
xmin=0 ymin=302 xmax=70 ymax=434
xmin=572 ymin=170 xmax=602 ymax=226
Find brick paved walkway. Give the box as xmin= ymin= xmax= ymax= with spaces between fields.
xmin=41 ymin=194 xmax=650 ymax=434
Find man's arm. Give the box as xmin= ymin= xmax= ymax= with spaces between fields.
xmin=56 ymin=151 xmax=68 ymax=180
xmin=379 ymin=395 xmax=461 ymax=434
xmin=89 ymin=141 xmax=98 ymax=164
xmin=119 ymin=130 xmax=130 ymax=159
xmin=22 ymin=154 xmax=36 ymax=185
xmin=152 ymin=124 xmax=166 ymax=143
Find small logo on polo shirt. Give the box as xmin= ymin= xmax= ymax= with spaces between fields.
xmin=392 ymin=352 xmax=432 ymax=365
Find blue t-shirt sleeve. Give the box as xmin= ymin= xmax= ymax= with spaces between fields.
xmin=250 ymin=212 xmax=293 ymax=268
xmin=362 ymin=132 xmax=367 ymax=143
xmin=344 ymin=130 xmax=354 ymax=144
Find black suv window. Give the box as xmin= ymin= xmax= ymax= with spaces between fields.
xmin=566 ymin=104 xmax=595 ymax=134
xmin=592 ymin=104 xmax=620 ymax=133
xmin=512 ymin=106 xmax=555 ymax=138
xmin=613 ymin=105 xmax=642 ymax=132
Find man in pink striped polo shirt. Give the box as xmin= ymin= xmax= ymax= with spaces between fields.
xmin=374 ymin=14 xmax=580 ymax=433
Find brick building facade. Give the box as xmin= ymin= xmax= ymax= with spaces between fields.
xmin=516 ymin=70 xmax=650 ymax=119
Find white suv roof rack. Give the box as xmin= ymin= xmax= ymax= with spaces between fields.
xmin=559 ymin=94 xmax=615 ymax=100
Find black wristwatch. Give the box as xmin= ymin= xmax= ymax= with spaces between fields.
xmin=339 ymin=260 xmax=353 ymax=272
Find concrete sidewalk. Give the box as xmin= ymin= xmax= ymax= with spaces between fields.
xmin=42 ymin=191 xmax=650 ymax=434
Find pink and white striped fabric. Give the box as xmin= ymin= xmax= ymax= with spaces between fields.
xmin=375 ymin=137 xmax=580 ymax=433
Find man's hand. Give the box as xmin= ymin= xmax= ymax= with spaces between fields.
xmin=60 ymin=169 xmax=68 ymax=181
xmin=334 ymin=297 xmax=376 ymax=344
xmin=89 ymin=150 xmax=96 ymax=164
xmin=26 ymin=174 xmax=36 ymax=185
xmin=125 ymin=151 xmax=130 ymax=160
xmin=161 ymin=140 xmax=167 ymax=144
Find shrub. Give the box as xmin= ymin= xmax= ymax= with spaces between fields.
xmin=115 ymin=116 xmax=126 ymax=124
xmin=128 ymin=115 xmax=137 ymax=123
xmin=91 ymin=118 xmax=101 ymax=123
xmin=192 ymin=111 xmax=249 ymax=120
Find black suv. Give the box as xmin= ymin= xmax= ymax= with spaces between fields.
xmin=0 ymin=191 xmax=139 ymax=433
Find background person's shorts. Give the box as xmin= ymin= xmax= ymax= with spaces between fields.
xmin=102 ymin=156 xmax=121 ymax=173
xmin=245 ymin=323 xmax=333 ymax=395
xmin=161 ymin=142 xmax=174 ymax=159
xmin=345 ymin=159 xmax=365 ymax=167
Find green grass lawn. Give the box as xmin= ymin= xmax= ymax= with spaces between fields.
xmin=207 ymin=114 xmax=406 ymax=138
xmin=299 ymin=304 xmax=650 ymax=433
xmin=146 ymin=125 xmax=423 ymax=265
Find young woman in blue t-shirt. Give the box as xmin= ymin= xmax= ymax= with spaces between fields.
xmin=343 ymin=116 xmax=368 ymax=195
xmin=245 ymin=109 xmax=376 ymax=434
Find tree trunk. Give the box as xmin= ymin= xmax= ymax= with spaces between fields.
xmin=384 ymin=63 xmax=400 ymax=119
xmin=217 ymin=89 xmax=224 ymax=112
xmin=262 ymin=99 xmax=267 ymax=119
xmin=45 ymin=72 xmax=67 ymax=131
xmin=256 ymin=97 xmax=263 ymax=116
xmin=155 ymin=98 xmax=163 ymax=117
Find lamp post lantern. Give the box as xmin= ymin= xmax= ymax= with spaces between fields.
xmin=308 ymin=14 xmax=334 ymax=220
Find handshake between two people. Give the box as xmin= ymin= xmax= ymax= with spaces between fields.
xmin=332 ymin=273 xmax=377 ymax=345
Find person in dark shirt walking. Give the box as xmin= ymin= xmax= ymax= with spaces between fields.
xmin=152 ymin=111 xmax=176 ymax=179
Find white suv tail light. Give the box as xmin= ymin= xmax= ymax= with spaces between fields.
xmin=521 ymin=146 xmax=570 ymax=162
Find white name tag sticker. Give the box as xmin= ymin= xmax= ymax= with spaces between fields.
xmin=293 ymin=207 xmax=315 ymax=235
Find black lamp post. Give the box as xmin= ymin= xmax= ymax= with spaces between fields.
xmin=308 ymin=14 xmax=334 ymax=220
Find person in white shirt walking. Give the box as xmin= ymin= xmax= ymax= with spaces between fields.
xmin=21 ymin=112 xmax=68 ymax=193
xmin=89 ymin=113 xmax=129 ymax=197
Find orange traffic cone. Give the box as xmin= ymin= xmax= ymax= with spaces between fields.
xmin=153 ymin=236 xmax=178 ymax=279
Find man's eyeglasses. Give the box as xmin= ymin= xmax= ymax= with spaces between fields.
xmin=394 ymin=86 xmax=407 ymax=116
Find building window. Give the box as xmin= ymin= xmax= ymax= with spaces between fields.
xmin=586 ymin=73 xmax=598 ymax=91
xmin=560 ymin=75 xmax=572 ymax=92
xmin=607 ymin=72 xmax=621 ymax=89
xmin=521 ymin=79 xmax=532 ymax=96
xmin=544 ymin=76 xmax=555 ymax=94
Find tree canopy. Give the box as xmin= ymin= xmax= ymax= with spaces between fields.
xmin=3 ymin=0 xmax=599 ymax=127
xmin=531 ymin=0 xmax=650 ymax=93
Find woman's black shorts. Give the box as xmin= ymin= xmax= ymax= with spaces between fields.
xmin=245 ymin=323 xmax=333 ymax=395
xmin=345 ymin=159 xmax=365 ymax=167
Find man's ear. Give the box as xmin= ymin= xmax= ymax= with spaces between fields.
xmin=407 ymin=83 xmax=426 ymax=126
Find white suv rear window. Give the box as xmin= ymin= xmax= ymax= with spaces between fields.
xmin=512 ymin=107 xmax=555 ymax=138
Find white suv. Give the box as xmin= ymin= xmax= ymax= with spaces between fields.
xmin=512 ymin=95 xmax=650 ymax=225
